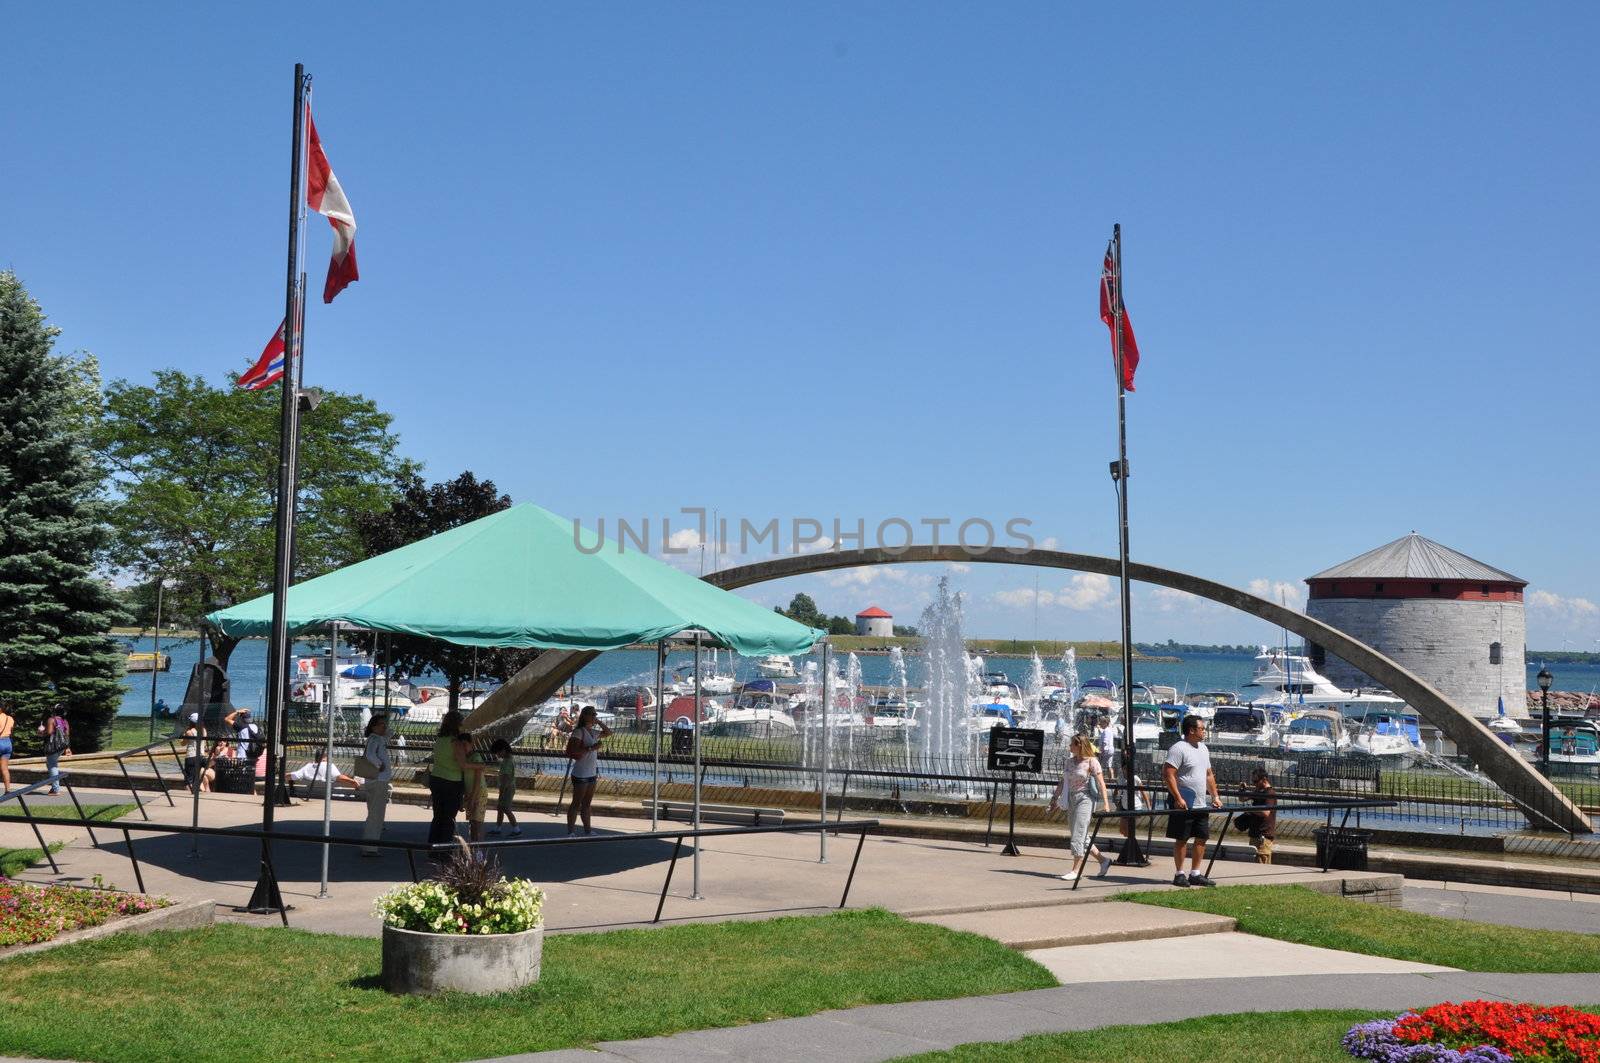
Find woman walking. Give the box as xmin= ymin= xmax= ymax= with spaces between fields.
xmin=41 ymin=705 xmax=72 ymax=795
xmin=427 ymin=710 xmax=470 ymax=855
xmin=180 ymin=713 xmax=206 ymax=793
xmin=1048 ymin=733 xmax=1114 ymax=881
xmin=0 ymin=700 xmax=15 ymax=794
xmin=565 ymin=706 xmax=611 ymax=836
xmin=360 ymin=714 xmax=393 ymax=857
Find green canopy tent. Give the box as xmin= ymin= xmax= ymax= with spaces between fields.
xmin=207 ymin=503 xmax=822 ymax=897
xmin=206 ymin=503 xmax=820 ymax=655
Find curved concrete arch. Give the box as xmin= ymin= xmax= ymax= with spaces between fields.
xmin=465 ymin=546 xmax=1589 ymax=833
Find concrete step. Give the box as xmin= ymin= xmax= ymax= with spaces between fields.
xmin=912 ymin=900 xmax=1236 ymax=950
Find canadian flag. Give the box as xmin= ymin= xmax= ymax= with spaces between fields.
xmin=238 ymin=319 xmax=287 ymax=390
xmin=306 ymin=106 xmax=358 ymax=303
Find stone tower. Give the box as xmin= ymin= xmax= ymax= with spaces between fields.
xmin=1304 ymin=534 xmax=1526 ymax=717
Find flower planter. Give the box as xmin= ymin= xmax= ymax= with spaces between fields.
xmin=381 ymin=923 xmax=543 ymax=996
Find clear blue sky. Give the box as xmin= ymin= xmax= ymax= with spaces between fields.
xmin=7 ymin=3 xmax=1597 ymax=648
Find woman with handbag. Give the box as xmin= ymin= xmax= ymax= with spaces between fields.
xmin=1048 ymin=733 xmax=1114 ymax=881
xmin=358 ymin=714 xmax=392 ymax=857
xmin=426 ymin=710 xmax=469 ymax=856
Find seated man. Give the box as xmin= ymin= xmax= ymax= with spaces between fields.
xmin=288 ymin=751 xmax=362 ymax=796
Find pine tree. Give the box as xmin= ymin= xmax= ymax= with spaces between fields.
xmin=0 ymin=271 xmax=126 ymax=753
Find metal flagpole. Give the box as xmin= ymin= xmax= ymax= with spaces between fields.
xmin=318 ymin=621 xmax=340 ymax=897
xmin=691 ymin=632 xmax=703 ymax=899
xmin=819 ymin=640 xmax=831 ymax=863
xmin=248 ymin=62 xmax=309 ymax=914
xmin=651 ymin=640 xmax=664 ymax=831
xmin=1109 ymin=222 xmax=1148 ymax=867
xmin=147 ymin=579 xmax=164 ymax=743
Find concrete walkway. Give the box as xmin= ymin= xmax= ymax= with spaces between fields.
xmin=1025 ymin=932 xmax=1456 ymax=983
xmin=501 ymin=972 xmax=1600 ymax=1063
xmin=1403 ymin=884 xmax=1600 ymax=933
xmin=911 ymin=901 xmax=1235 ymax=950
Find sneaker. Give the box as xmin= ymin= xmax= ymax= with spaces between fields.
xmin=1172 ymin=873 xmax=1190 ymax=887
xmin=1188 ymin=872 xmax=1217 ymax=887
xmin=487 ymin=828 xmax=501 ymax=836
xmin=1096 ymin=854 xmax=1113 ymax=879
xmin=510 ymin=828 xmax=522 ymax=836
xmin=1059 ymin=870 xmax=1079 ymax=881
xmin=565 ymin=829 xmax=577 ymax=837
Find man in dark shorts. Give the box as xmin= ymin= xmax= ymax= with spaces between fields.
xmin=1162 ymin=715 xmax=1220 ymax=887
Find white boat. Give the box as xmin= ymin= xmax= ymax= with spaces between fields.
xmin=864 ymin=697 xmax=919 ymax=731
xmin=1350 ymin=710 xmax=1423 ymax=760
xmin=1280 ymin=710 xmax=1350 ymax=754
xmin=1129 ymin=705 xmax=1162 ymax=744
xmin=1545 ymin=717 xmax=1600 ymax=767
xmin=1209 ymin=705 xmax=1278 ymax=749
xmin=713 ymin=704 xmax=798 ymax=737
xmin=755 ymin=655 xmax=797 ymax=679
xmin=1246 ymin=647 xmax=1404 ymax=710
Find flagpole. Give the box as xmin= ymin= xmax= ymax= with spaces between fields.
xmin=1110 ymin=223 xmax=1148 ymax=867
xmin=248 ymin=62 xmax=309 ymax=915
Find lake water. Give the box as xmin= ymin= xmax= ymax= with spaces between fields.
xmin=117 ymin=636 xmax=1600 ymax=718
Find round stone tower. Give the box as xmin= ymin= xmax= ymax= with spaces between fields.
xmin=1304 ymin=533 xmax=1526 ymax=718
xmin=854 ymin=605 xmax=894 ymax=638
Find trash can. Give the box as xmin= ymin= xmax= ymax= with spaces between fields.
xmin=1313 ymin=826 xmax=1372 ymax=871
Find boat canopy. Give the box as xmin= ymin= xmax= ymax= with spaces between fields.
xmin=207 ymin=503 xmax=822 ymax=656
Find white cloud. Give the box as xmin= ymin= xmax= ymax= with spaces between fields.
xmin=1059 ymin=573 xmax=1112 ymax=609
xmin=992 ymin=573 xmax=1111 ymax=612
xmin=1039 ymin=536 xmax=1060 ymax=551
xmin=1528 ymin=590 xmax=1600 ymax=617
xmin=1247 ymin=578 xmax=1305 ymax=610
xmin=947 ymin=563 xmax=972 ymax=574
xmin=666 ymin=527 xmax=704 ymax=551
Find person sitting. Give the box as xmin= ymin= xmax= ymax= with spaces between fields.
xmin=1235 ymin=767 xmax=1278 ymax=864
xmin=288 ymin=750 xmax=362 ymax=796
xmin=200 ymin=739 xmax=234 ymax=793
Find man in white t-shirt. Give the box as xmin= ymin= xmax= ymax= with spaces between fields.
xmin=1162 ymin=715 xmax=1220 ymax=887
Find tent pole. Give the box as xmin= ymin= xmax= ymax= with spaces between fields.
xmin=691 ymin=632 xmax=703 ymax=900
xmin=652 ymin=640 xmax=664 ymax=832
xmin=820 ymin=639 xmax=831 ymax=863
xmin=319 ymin=621 xmax=339 ymax=898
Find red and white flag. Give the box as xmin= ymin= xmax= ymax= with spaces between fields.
xmin=306 ymin=106 xmax=358 ymax=303
xmin=238 ymin=319 xmax=287 ymax=390
xmin=1099 ymin=239 xmax=1139 ymax=392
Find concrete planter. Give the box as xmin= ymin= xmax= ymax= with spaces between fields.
xmin=381 ymin=923 xmax=543 ymax=996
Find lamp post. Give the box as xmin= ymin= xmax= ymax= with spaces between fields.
xmin=1537 ymin=666 xmax=1553 ymax=777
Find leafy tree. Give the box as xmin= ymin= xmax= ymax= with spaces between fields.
xmin=826 ymin=616 xmax=854 ymax=636
xmin=892 ymin=624 xmax=919 ymax=638
xmin=0 ymin=272 xmax=127 ymax=751
xmin=95 ymin=370 xmax=416 ymax=668
xmin=780 ymin=593 xmax=826 ymax=630
xmin=346 ymin=472 xmax=538 ymax=712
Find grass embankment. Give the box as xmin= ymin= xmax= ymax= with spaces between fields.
xmin=821 ymin=636 xmax=1173 ymax=660
xmin=0 ymin=910 xmax=1054 ymax=1063
xmin=896 ymin=1010 xmax=1389 ymax=1062
xmin=0 ymin=803 xmax=135 ymax=878
xmin=1120 ymin=885 xmax=1600 ymax=972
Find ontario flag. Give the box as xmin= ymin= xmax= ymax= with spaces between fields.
xmin=1099 ymin=237 xmax=1140 ymax=392
xmin=238 ymin=319 xmax=287 ymax=391
xmin=306 ymin=105 xmax=358 ymax=303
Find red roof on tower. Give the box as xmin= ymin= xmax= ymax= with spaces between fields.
xmin=855 ymin=605 xmax=892 ymax=619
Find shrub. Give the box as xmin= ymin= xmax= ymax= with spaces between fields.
xmin=1346 ymin=1002 xmax=1600 ymax=1062
xmin=373 ymin=842 xmax=543 ymax=936
xmin=0 ymin=879 xmax=168 ymax=947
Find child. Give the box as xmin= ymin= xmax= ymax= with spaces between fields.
xmin=488 ymin=738 xmax=520 ymax=836
xmin=461 ymin=731 xmax=490 ymax=843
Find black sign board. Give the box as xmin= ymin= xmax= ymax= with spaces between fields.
xmin=987 ymin=727 xmax=1044 ymax=773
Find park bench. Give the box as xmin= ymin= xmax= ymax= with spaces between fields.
xmin=642 ymin=800 xmax=785 ymax=826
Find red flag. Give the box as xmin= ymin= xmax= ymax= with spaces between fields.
xmin=306 ymin=106 xmax=358 ymax=303
xmin=1099 ymin=240 xmax=1139 ymax=392
xmin=238 ymin=319 xmax=287 ymax=391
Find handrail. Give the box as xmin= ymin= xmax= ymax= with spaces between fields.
xmin=0 ymin=809 xmax=880 ymax=929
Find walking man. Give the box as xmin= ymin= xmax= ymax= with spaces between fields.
xmin=1162 ymin=714 xmax=1220 ymax=887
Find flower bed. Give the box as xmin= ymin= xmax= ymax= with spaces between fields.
xmin=373 ymin=842 xmax=544 ymax=936
xmin=1346 ymin=1002 xmax=1600 ymax=1062
xmin=0 ymin=878 xmax=169 ymax=947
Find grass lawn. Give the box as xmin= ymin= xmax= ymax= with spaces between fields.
xmin=0 ymin=909 xmax=1055 ymax=1063
xmin=1119 ymin=884 xmax=1600 ymax=972
xmin=0 ymin=842 xmax=64 ymax=878
xmin=895 ymin=1010 xmax=1386 ymax=1062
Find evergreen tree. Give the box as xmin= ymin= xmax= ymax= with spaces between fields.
xmin=0 ymin=272 xmax=126 ymax=752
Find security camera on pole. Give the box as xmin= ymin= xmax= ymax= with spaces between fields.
xmin=1099 ymin=225 xmax=1148 ymax=868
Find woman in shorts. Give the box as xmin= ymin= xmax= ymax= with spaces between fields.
xmin=564 ymin=706 xmax=611 ymax=837
xmin=0 ymin=700 xmax=15 ymax=794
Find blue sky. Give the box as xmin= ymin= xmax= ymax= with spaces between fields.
xmin=6 ymin=4 xmax=1597 ymax=648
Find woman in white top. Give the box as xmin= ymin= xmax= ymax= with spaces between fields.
xmin=564 ymin=705 xmax=611 ymax=837
xmin=360 ymin=713 xmax=393 ymax=856
xmin=1048 ymin=733 xmax=1114 ymax=881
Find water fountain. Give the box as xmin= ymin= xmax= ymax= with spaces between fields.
xmin=1062 ymin=646 xmax=1079 ymax=737
xmin=844 ymin=652 xmax=863 ymax=767
xmin=916 ymin=577 xmax=975 ymax=768
xmin=1026 ymin=651 xmax=1046 ymax=725
xmin=889 ymin=645 xmax=911 ymax=761
xmin=800 ymin=657 xmax=820 ymax=769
